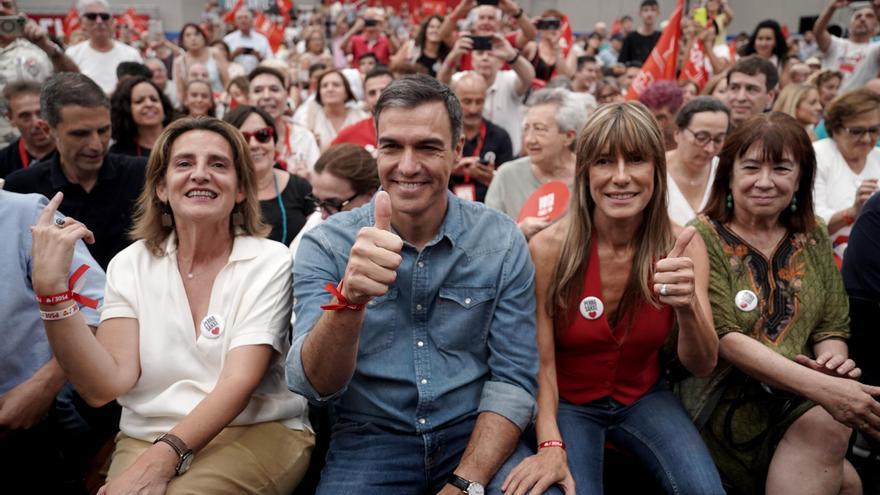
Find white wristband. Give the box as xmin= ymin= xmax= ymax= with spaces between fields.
xmin=40 ymin=303 xmax=79 ymax=321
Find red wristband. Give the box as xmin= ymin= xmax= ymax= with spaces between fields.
xmin=35 ymin=264 xmax=100 ymax=309
xmin=36 ymin=290 xmax=74 ymax=305
xmin=320 ymin=281 xmax=366 ymax=311
xmin=843 ymin=209 xmax=855 ymax=225
xmin=538 ymin=440 xmax=566 ymax=450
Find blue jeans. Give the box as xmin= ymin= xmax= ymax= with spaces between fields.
xmin=316 ymin=416 xmax=556 ymax=494
xmin=557 ymin=382 xmax=724 ymax=495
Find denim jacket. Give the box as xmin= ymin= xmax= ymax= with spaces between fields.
xmin=287 ymin=192 xmax=538 ymax=433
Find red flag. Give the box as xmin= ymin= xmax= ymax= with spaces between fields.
xmin=223 ymin=0 xmax=245 ymax=24
xmin=63 ymin=6 xmax=80 ymax=39
xmin=680 ymin=39 xmax=711 ymax=90
xmin=559 ymin=14 xmax=574 ymax=56
xmin=626 ymin=0 xmax=684 ymax=100
xmin=277 ymin=0 xmax=294 ymax=23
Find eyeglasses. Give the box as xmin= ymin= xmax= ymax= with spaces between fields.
xmin=305 ymin=192 xmax=360 ymax=214
xmin=240 ymin=127 xmax=274 ymax=144
xmin=83 ymin=12 xmax=112 ymax=22
xmin=684 ymin=128 xmax=727 ymax=147
xmin=843 ymin=126 xmax=880 ymax=139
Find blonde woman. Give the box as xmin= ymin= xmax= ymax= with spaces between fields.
xmin=500 ymin=102 xmax=723 ymax=494
xmin=773 ymin=83 xmax=823 ymax=140
xmin=808 ymin=69 xmax=843 ymax=109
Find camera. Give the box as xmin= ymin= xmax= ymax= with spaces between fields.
xmin=0 ymin=16 xmax=25 ymax=37
xmin=468 ymin=35 xmax=493 ymax=51
xmin=364 ymin=18 xmax=379 ymax=27
xmin=536 ymin=18 xmax=561 ymax=30
xmin=476 ymin=0 xmax=500 ymax=5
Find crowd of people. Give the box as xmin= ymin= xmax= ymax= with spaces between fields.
xmin=3 ymin=0 xmax=880 ymax=493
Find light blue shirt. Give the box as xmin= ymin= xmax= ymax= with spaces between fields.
xmin=0 ymin=191 xmax=104 ymax=394
xmin=287 ymin=192 xmax=538 ymax=433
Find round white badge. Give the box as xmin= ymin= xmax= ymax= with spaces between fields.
xmin=579 ymin=296 xmax=604 ymax=320
xmin=734 ymin=290 xmax=758 ymax=312
xmin=200 ymin=314 xmax=224 ymax=339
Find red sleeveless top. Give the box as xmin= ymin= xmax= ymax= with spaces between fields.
xmin=555 ymin=239 xmax=674 ymax=406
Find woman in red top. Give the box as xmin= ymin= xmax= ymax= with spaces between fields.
xmin=502 ymin=101 xmax=724 ymax=494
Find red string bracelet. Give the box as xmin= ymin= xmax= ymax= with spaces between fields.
xmin=34 ymin=264 xmax=100 ymax=309
xmin=320 ymin=281 xmax=366 ymax=311
xmin=538 ymin=440 xmax=566 ymax=450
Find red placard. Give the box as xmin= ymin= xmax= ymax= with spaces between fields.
xmin=516 ymin=181 xmax=569 ymax=223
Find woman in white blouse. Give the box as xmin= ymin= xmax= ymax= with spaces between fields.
xmin=665 ymin=97 xmax=730 ymax=226
xmin=30 ymin=117 xmax=313 ymax=494
xmin=294 ymin=69 xmax=367 ymax=151
xmin=813 ymin=89 xmax=880 ymax=260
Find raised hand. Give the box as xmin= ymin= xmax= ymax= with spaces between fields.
xmin=31 ymin=192 xmax=95 ymax=295
xmin=341 ymin=191 xmax=404 ymax=305
xmin=653 ymin=227 xmax=697 ymax=308
xmin=853 ymin=178 xmax=878 ymax=216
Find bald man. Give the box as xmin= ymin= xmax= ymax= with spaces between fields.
xmin=449 ymin=71 xmax=513 ymax=202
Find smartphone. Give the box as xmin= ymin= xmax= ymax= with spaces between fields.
xmin=693 ymin=7 xmax=708 ymax=28
xmin=469 ymin=35 xmax=493 ymax=51
xmin=536 ymin=18 xmax=561 ymax=30
xmin=476 ymin=0 xmax=500 ymax=5
xmin=364 ymin=18 xmax=379 ymax=27
xmin=0 ymin=15 xmax=25 ymax=38
xmin=242 ymin=47 xmax=254 ymax=54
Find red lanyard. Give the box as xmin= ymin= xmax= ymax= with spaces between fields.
xmin=18 ymin=138 xmax=30 ymax=168
xmin=464 ymin=122 xmax=487 ymax=184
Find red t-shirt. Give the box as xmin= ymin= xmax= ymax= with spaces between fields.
xmin=555 ymin=239 xmax=674 ymax=406
xmin=331 ymin=117 xmax=376 ymax=148
xmin=350 ymin=34 xmax=391 ymax=66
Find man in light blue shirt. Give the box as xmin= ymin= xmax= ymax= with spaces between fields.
xmin=288 ymin=75 xmax=539 ymax=495
xmin=0 ymin=190 xmax=106 ymax=492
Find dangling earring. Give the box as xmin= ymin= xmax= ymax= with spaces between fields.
xmin=161 ymin=203 xmax=173 ymax=227
xmin=726 ymin=192 xmax=733 ymax=209
xmin=232 ymin=204 xmax=244 ymax=226
xmin=790 ymin=196 xmax=798 ymax=213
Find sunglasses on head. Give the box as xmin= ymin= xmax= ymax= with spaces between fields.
xmin=83 ymin=12 xmax=112 ymax=21
xmin=240 ymin=127 xmax=274 ymax=143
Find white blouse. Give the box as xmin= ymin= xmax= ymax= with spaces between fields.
xmin=666 ymin=157 xmax=718 ymax=227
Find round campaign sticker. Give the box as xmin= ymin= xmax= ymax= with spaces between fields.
xmin=734 ymin=290 xmax=758 ymax=312
xmin=579 ymin=296 xmax=604 ymax=320
xmin=516 ymin=181 xmax=570 ymax=223
xmin=200 ymin=314 xmax=224 ymax=339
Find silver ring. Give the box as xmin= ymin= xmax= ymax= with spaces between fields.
xmin=54 ymin=217 xmax=66 ymax=228
xmin=660 ymin=284 xmax=669 ymax=296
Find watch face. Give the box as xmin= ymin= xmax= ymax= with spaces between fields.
xmin=467 ymin=483 xmax=485 ymax=495
xmin=178 ymin=452 xmax=194 ymax=474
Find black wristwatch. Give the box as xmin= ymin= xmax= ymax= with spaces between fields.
xmin=448 ymin=474 xmax=485 ymax=495
xmin=154 ymin=432 xmax=194 ymax=475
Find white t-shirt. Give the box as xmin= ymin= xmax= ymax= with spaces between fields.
xmin=666 ymin=157 xmax=718 ymax=227
xmin=277 ymin=117 xmax=321 ymax=173
xmin=65 ymin=41 xmax=143 ymax=95
xmin=453 ymin=70 xmax=526 ymax=156
xmin=813 ymin=138 xmax=880 ymax=258
xmin=223 ymin=30 xmax=272 ymax=74
xmin=100 ymin=234 xmax=309 ymax=441
xmin=820 ymin=36 xmax=880 ymax=92
xmin=293 ymin=100 xmax=368 ymax=151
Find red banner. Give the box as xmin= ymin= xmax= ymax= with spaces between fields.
xmin=680 ymin=39 xmax=710 ymax=90
xmin=626 ymin=0 xmax=684 ymax=100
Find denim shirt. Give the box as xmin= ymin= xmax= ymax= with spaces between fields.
xmin=287 ymin=192 xmax=538 ymax=433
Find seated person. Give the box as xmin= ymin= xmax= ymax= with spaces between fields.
xmin=30 ymin=117 xmax=314 ymax=494
xmin=506 ymin=101 xmax=724 ymax=495
xmin=679 ymin=112 xmax=875 ymax=494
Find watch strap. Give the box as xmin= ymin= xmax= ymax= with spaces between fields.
xmin=447 ymin=474 xmax=472 ymax=493
xmin=154 ymin=433 xmax=193 ymax=475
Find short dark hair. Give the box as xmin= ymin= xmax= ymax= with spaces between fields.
xmin=374 ymin=74 xmax=462 ymax=148
xmin=41 ymin=72 xmax=110 ymax=128
xmin=3 ymin=80 xmax=42 ymax=113
xmin=703 ymin=112 xmax=816 ymax=233
xmin=247 ymin=65 xmax=288 ymax=90
xmin=640 ymin=0 xmax=659 ymax=9
xmin=314 ymin=143 xmax=380 ymax=195
xmin=576 ymin=55 xmax=598 ymax=71
xmin=674 ymin=96 xmax=730 ymax=129
xmin=178 ymin=23 xmax=210 ymax=50
xmin=222 ymin=104 xmax=278 ymax=144
xmin=111 ymin=76 xmax=175 ymax=148
xmin=357 ymin=52 xmax=379 ymax=65
xmin=116 ymin=61 xmax=153 ymax=80
xmin=727 ymin=55 xmax=780 ymax=92
xmin=364 ymin=67 xmax=394 ymax=86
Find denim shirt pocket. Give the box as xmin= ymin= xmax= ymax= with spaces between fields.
xmin=435 ymin=286 xmax=496 ymax=350
xmin=360 ymin=287 xmax=399 ymax=355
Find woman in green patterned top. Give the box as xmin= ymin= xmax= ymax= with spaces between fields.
xmin=678 ymin=112 xmax=880 ymax=495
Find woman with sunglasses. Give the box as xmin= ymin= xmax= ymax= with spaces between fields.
xmin=813 ymin=89 xmax=880 ymax=260
xmin=224 ymin=106 xmax=314 ymax=246
xmin=666 ymin=96 xmax=731 ymax=226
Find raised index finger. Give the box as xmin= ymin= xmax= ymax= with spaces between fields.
xmin=37 ymin=192 xmax=65 ymax=225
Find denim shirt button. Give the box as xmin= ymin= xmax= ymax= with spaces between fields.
xmin=416 ymin=304 xmax=423 ymax=311
xmin=418 ymin=261 xmax=424 ymax=268
xmin=417 ymin=341 xmax=424 ymax=347
xmin=418 ymin=418 xmax=426 ymax=425
xmin=464 ymin=297 xmax=472 ymax=305
xmin=420 ymin=378 xmax=428 ymax=384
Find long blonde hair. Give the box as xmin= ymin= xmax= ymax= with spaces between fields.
xmin=547 ymin=101 xmax=673 ymax=328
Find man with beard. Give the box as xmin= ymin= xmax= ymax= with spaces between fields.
xmin=815 ymin=0 xmax=880 ymax=92
xmin=0 ymin=81 xmax=55 ymax=178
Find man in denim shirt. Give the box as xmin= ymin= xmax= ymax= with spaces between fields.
xmin=287 ymin=75 xmax=539 ymax=494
